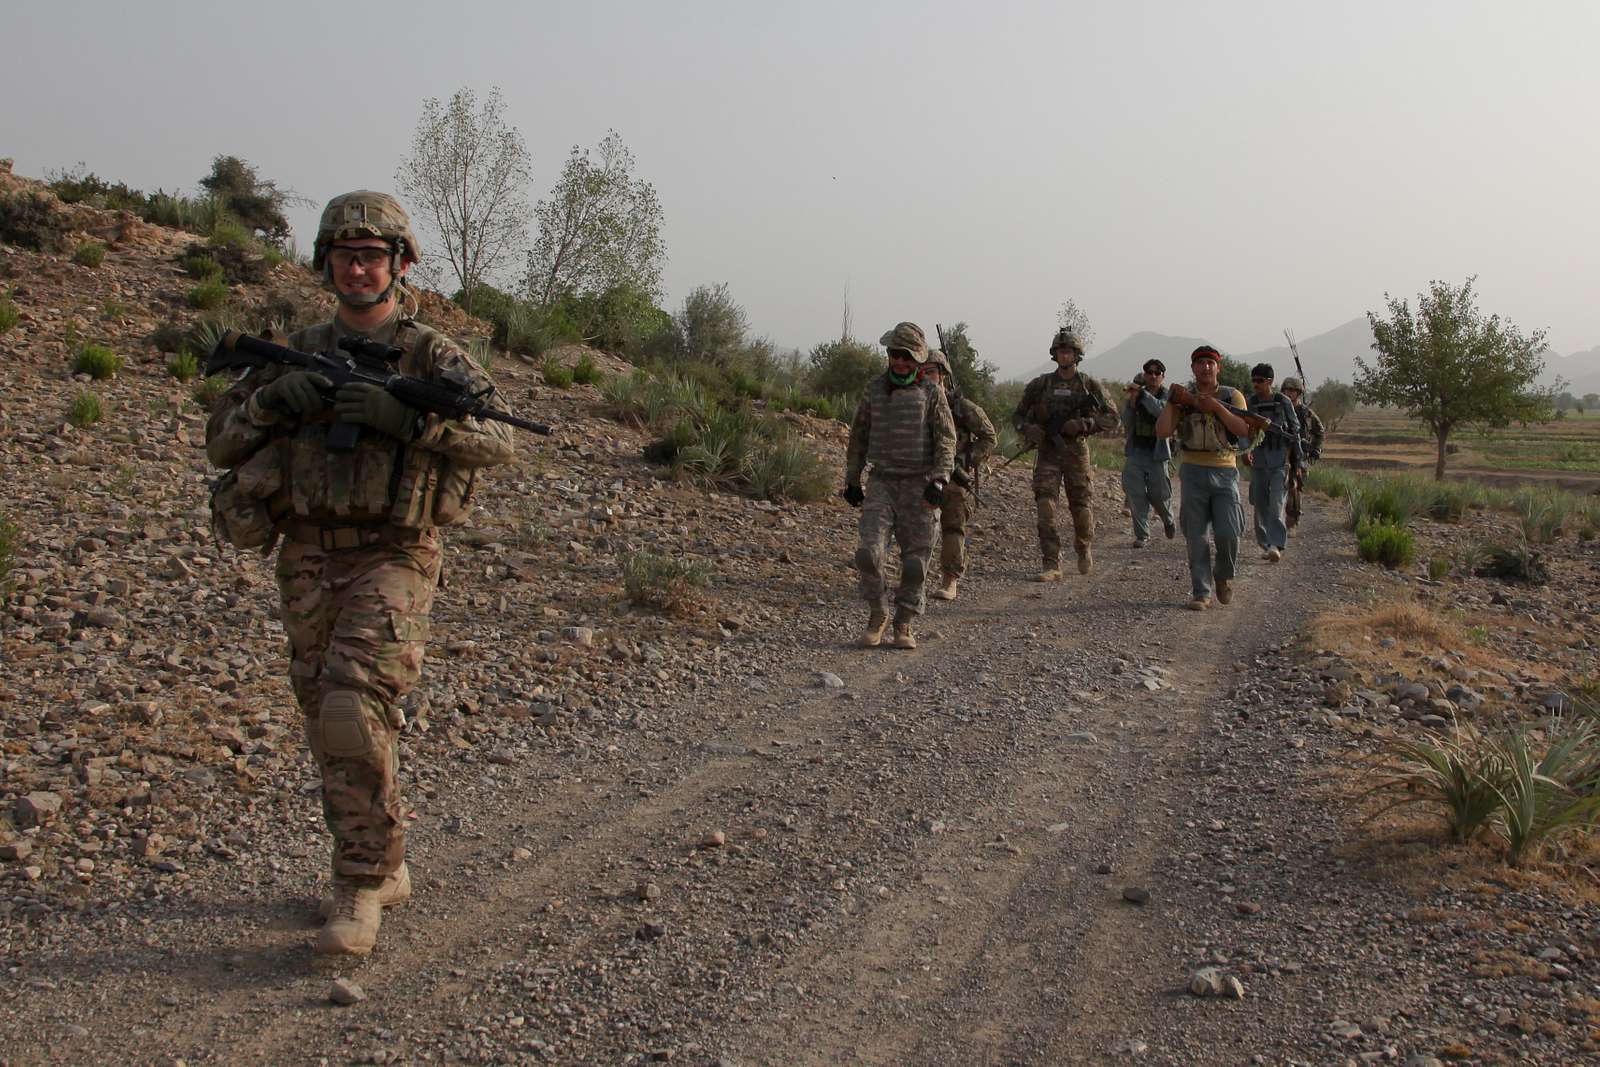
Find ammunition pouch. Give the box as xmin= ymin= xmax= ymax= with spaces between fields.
xmin=209 ymin=446 xmax=284 ymax=550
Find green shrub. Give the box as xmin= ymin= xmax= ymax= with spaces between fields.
xmin=1511 ymin=487 xmax=1570 ymax=544
xmin=188 ymin=279 xmax=229 ymax=310
xmin=0 ymin=190 xmax=71 ymax=251
xmin=208 ymin=219 xmax=254 ymax=249
xmin=622 ymin=550 xmax=709 ymax=613
xmin=572 ymin=352 xmax=601 ymax=385
xmin=1427 ymin=557 xmax=1451 ymax=581
xmin=73 ymin=241 xmax=106 ymax=268
xmin=1490 ymin=722 xmax=1600 ymax=867
xmin=167 ymin=349 xmax=201 ymax=381
xmin=0 ymin=293 xmax=18 ymax=336
xmin=69 ymin=388 xmax=103 ymax=428
xmin=541 ymin=355 xmax=574 ymax=389
xmin=181 ymin=252 xmax=224 ymax=280
xmin=149 ymin=321 xmax=186 ymax=352
xmin=101 ymin=299 xmax=129 ymax=320
xmin=191 ymin=374 xmax=230 ymax=408
xmin=1366 ymin=725 xmax=1509 ymax=842
xmin=46 ymin=167 xmax=146 ymax=211
xmin=1355 ymin=520 xmax=1415 ymax=569
xmin=466 ymin=337 xmax=496 ymax=372
xmin=73 ymin=343 xmax=123 ymax=380
xmin=1347 ymin=482 xmax=1416 ymax=530
xmin=745 ymin=437 xmax=832 ymax=502
xmin=1472 ymin=540 xmax=1550 ymax=585
xmin=0 ymin=510 xmax=16 ymax=589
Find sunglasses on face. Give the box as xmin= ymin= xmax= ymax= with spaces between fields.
xmin=328 ymin=247 xmax=392 ymax=269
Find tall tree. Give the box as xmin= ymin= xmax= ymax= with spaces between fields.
xmin=395 ymin=86 xmax=532 ymax=298
xmin=1056 ymin=298 xmax=1095 ymax=351
xmin=524 ymin=131 xmax=665 ymax=307
xmin=199 ymin=155 xmax=296 ymax=246
xmin=1357 ymin=277 xmax=1552 ymax=479
xmin=936 ymin=322 xmax=997 ymax=410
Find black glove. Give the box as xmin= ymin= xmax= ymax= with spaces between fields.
xmin=841 ymin=483 xmax=865 ymax=507
xmin=257 ymin=371 xmax=333 ymax=417
xmin=923 ymin=480 xmax=945 ymax=507
xmin=333 ymin=382 xmax=421 ymax=441
xmin=950 ymin=466 xmax=973 ymax=489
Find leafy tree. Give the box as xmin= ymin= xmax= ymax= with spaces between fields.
xmin=1217 ymin=353 xmax=1252 ymax=393
xmin=1056 ymin=298 xmax=1094 ymax=350
xmin=1309 ymin=379 xmax=1357 ymax=432
xmin=199 ymin=156 xmax=294 ymax=246
xmin=660 ymin=283 xmax=748 ymax=367
xmin=525 ymin=130 xmax=665 ymax=307
xmin=559 ymin=282 xmax=670 ymax=356
xmin=935 ymin=322 xmax=997 ymax=410
xmin=808 ymin=338 xmax=881 ymax=398
xmin=1357 ymin=277 xmax=1553 ymax=479
xmin=396 ymin=86 xmax=532 ymax=299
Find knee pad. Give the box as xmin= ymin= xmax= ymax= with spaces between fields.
xmin=854 ymin=545 xmax=879 ymax=574
xmin=319 ymin=688 xmax=377 ymax=760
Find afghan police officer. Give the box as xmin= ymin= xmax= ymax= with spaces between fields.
xmin=1154 ymin=346 xmax=1251 ymax=610
xmin=843 ymin=323 xmax=957 ymax=649
xmin=1281 ymin=377 xmax=1324 ymax=532
xmin=920 ymin=349 xmax=996 ymax=601
xmin=1242 ymin=363 xmax=1302 ymax=562
xmin=205 ymin=192 xmax=517 ymax=956
xmin=1120 ymin=359 xmax=1176 ymax=547
xmin=1014 ymin=329 xmax=1119 ymax=580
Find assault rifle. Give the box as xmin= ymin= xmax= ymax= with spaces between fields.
xmin=1167 ymin=384 xmax=1298 ymax=448
xmin=206 ymin=331 xmax=551 ymax=451
xmin=935 ymin=323 xmax=981 ymax=505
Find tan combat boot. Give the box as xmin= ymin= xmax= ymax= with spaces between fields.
xmin=1036 ymin=564 xmax=1063 ymax=583
xmin=861 ymin=611 xmax=889 ymax=648
xmin=1077 ymin=547 xmax=1093 ymax=575
xmin=319 ymin=862 xmax=411 ymax=920
xmin=1187 ymin=596 xmax=1211 ymax=611
xmin=891 ymin=615 xmax=917 ymax=650
xmin=316 ymin=877 xmax=383 ymax=956
xmin=1215 ymin=579 xmax=1233 ymax=605
xmin=929 ymin=575 xmax=959 ymax=601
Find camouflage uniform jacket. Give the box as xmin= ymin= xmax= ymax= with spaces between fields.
xmin=1293 ymin=402 xmax=1325 ymax=461
xmin=846 ymin=375 xmax=956 ymax=484
xmin=1014 ymin=371 xmax=1119 ymax=456
xmin=951 ymin=394 xmax=998 ymax=471
xmin=205 ymin=311 xmax=516 ymax=529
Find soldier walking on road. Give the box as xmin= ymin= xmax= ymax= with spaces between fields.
xmin=1014 ymin=329 xmax=1120 ymax=580
xmin=205 ymin=191 xmax=517 ymax=957
xmin=921 ymin=349 xmax=996 ymax=601
xmin=1155 ymin=346 xmax=1252 ymax=610
xmin=1242 ymin=363 xmax=1302 ymax=562
xmin=842 ymin=323 xmax=957 ymax=649
xmin=1281 ymin=377 xmax=1324 ymax=532
xmin=1120 ymin=359 xmax=1176 ymax=547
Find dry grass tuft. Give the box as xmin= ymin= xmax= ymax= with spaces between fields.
xmin=1313 ymin=596 xmax=1463 ymax=648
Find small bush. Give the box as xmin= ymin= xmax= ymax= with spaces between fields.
xmin=542 ymin=356 xmax=574 ymax=389
xmin=1426 ymin=557 xmax=1451 ymax=581
xmin=0 ymin=511 xmax=16 ymax=589
xmin=466 ymin=337 xmax=496 ymax=372
xmin=101 ymin=299 xmax=128 ymax=320
xmin=1366 ymin=725 xmax=1508 ymax=842
xmin=191 ymin=374 xmax=230 ymax=408
xmin=188 ymin=279 xmax=229 ymax=310
xmin=0 ymin=190 xmax=71 ymax=251
xmin=167 ymin=349 xmax=201 ymax=381
xmin=1472 ymin=541 xmax=1550 ymax=585
xmin=149 ymin=320 xmax=187 ymax=352
xmin=622 ymin=550 xmax=709 ymax=614
xmin=1356 ymin=519 xmax=1415 ymax=569
xmin=1490 ymin=722 xmax=1600 ymax=867
xmin=208 ymin=219 xmax=254 ymax=249
xmin=0 ymin=293 xmax=18 ymax=336
xmin=503 ymin=301 xmax=577 ymax=357
xmin=69 ymin=388 xmax=103 ymax=428
xmin=73 ymin=241 xmax=106 ymax=268
xmin=73 ymin=343 xmax=123 ymax=380
xmin=572 ymin=352 xmax=601 ymax=385
xmin=1511 ymin=487 xmax=1570 ymax=544
xmin=745 ymin=437 xmax=832 ymax=502
xmin=1347 ymin=482 xmax=1415 ymax=530
xmin=181 ymin=252 xmax=224 ymax=280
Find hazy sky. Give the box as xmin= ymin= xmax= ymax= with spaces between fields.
xmin=5 ymin=1 xmax=1598 ymax=376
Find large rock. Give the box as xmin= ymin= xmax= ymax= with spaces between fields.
xmin=14 ymin=791 xmax=63 ymax=829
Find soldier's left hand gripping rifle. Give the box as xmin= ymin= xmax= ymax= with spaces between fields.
xmin=207 ymin=331 xmax=552 ymax=450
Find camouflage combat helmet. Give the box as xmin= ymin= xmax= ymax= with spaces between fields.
xmin=1049 ymin=328 xmax=1084 ymax=360
xmin=1281 ymin=376 xmax=1304 ymax=393
xmin=880 ymin=322 xmax=928 ymax=364
xmin=312 ymin=190 xmax=420 ymax=272
xmin=924 ymin=348 xmax=952 ymax=375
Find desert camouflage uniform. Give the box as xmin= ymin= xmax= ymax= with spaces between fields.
xmin=939 ymin=395 xmax=997 ymax=580
xmin=206 ymin=309 xmax=514 ymax=878
xmin=1014 ymin=371 xmax=1119 ymax=564
xmin=846 ymin=375 xmax=956 ymax=618
xmin=1285 ymin=401 xmax=1325 ymax=529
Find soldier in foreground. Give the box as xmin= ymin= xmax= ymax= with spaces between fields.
xmin=205 ymin=192 xmax=516 ymax=956
xmin=1120 ymin=359 xmax=1175 ymax=547
xmin=1241 ymin=363 xmax=1302 ymax=562
xmin=842 ymin=323 xmax=956 ymax=649
xmin=1154 ymin=346 xmax=1251 ymax=610
xmin=920 ymin=349 xmax=996 ymax=601
xmin=1281 ymin=376 xmax=1324 ymax=532
xmin=1014 ymin=329 xmax=1119 ymax=580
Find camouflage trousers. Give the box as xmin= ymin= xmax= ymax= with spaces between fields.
xmin=857 ymin=474 xmax=936 ymax=619
xmin=937 ymin=482 xmax=972 ymax=579
xmin=1033 ymin=442 xmax=1095 ymax=564
xmin=276 ymin=529 xmax=441 ymax=879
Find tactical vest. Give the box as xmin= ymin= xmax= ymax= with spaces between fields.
xmin=1176 ymin=385 xmax=1246 ymax=455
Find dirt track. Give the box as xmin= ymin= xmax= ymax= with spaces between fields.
xmin=1 ymin=492 xmax=1402 ymax=1066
